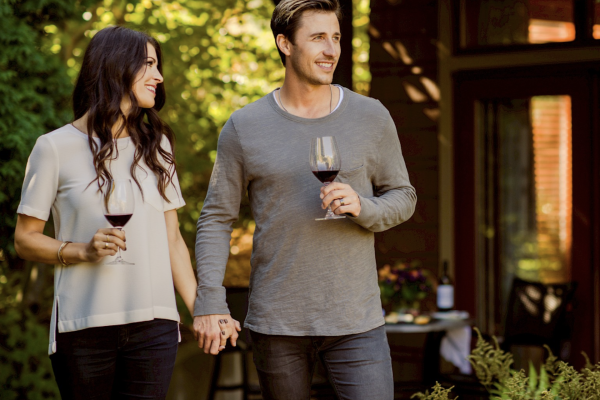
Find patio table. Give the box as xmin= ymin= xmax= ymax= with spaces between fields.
xmin=384 ymin=318 xmax=474 ymax=389
xmin=384 ymin=318 xmax=472 ymax=333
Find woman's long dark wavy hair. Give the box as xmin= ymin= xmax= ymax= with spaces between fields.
xmin=73 ymin=26 xmax=176 ymax=203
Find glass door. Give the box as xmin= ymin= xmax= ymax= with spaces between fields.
xmin=477 ymin=95 xmax=573 ymax=332
xmin=453 ymin=68 xmax=597 ymax=365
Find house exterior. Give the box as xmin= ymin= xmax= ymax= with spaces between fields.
xmin=369 ymin=0 xmax=600 ymax=367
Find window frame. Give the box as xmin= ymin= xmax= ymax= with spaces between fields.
xmin=452 ymin=63 xmax=598 ymax=365
xmin=452 ymin=0 xmax=597 ymax=55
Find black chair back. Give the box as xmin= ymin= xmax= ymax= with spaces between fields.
xmin=503 ymin=277 xmax=577 ymax=354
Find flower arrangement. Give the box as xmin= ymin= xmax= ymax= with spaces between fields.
xmin=378 ymin=260 xmax=434 ymax=313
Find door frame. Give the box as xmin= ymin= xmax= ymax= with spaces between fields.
xmin=452 ymin=63 xmax=599 ymax=365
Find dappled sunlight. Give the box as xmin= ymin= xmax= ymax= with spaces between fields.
xmin=37 ymin=0 xmax=283 ymax=299
xmin=402 ymin=82 xmax=428 ymax=103
xmin=224 ymin=222 xmax=255 ymax=287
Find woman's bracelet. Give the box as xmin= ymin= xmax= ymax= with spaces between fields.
xmin=57 ymin=241 xmax=72 ymax=266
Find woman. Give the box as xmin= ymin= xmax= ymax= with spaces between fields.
xmin=14 ymin=26 xmax=238 ymax=398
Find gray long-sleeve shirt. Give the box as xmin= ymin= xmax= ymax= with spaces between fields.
xmin=194 ymin=87 xmax=417 ymax=336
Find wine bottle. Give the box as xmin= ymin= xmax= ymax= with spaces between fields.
xmin=437 ymin=261 xmax=454 ymax=312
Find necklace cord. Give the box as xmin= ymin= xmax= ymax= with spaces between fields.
xmin=278 ymin=84 xmax=333 ymax=115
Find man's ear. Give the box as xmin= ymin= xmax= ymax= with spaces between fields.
xmin=276 ymin=34 xmax=292 ymax=57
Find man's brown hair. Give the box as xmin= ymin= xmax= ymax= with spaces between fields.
xmin=270 ymin=0 xmax=342 ymax=66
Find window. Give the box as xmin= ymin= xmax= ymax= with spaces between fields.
xmin=594 ymin=0 xmax=600 ymax=39
xmin=477 ymin=95 xmax=572 ymax=328
xmin=460 ymin=0 xmax=576 ymax=49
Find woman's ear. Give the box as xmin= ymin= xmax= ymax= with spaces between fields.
xmin=276 ymin=34 xmax=292 ymax=57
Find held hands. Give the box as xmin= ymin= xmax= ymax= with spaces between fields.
xmin=193 ymin=314 xmax=242 ymax=355
xmin=321 ymin=182 xmax=361 ymax=217
xmin=84 ymin=228 xmax=127 ymax=263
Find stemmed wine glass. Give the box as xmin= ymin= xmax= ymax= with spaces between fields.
xmin=310 ymin=136 xmax=345 ymax=220
xmin=103 ymin=179 xmax=135 ymax=265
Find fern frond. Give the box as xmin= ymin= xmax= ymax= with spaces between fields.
xmin=468 ymin=328 xmax=513 ymax=392
xmin=580 ymin=369 xmax=600 ymax=399
xmin=582 ymin=351 xmax=594 ymax=370
xmin=411 ymin=382 xmax=454 ymax=400
xmin=543 ymin=345 xmax=558 ymax=379
xmin=556 ymin=361 xmax=583 ymax=400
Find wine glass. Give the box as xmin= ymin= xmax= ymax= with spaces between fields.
xmin=103 ymin=179 xmax=135 ymax=265
xmin=310 ymin=136 xmax=345 ymax=220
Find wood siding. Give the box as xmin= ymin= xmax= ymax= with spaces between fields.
xmin=369 ymin=0 xmax=440 ymax=274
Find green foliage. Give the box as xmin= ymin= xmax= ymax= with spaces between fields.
xmin=1 ymin=0 xmax=371 ymax=396
xmin=0 ymin=0 xmax=92 ymax=262
xmin=0 ymin=308 xmax=59 ymax=399
xmin=1 ymin=0 xmax=282 ymax=396
xmin=1 ymin=0 xmax=284 ymax=279
xmin=543 ymin=344 xmax=559 ymax=379
xmin=0 ymin=1 xmax=94 ymax=395
xmin=352 ymin=0 xmax=370 ymax=95
xmin=490 ymin=364 xmax=562 ymax=400
xmin=411 ymin=383 xmax=454 ymax=400
xmin=418 ymin=330 xmax=600 ymax=400
xmin=468 ymin=328 xmax=514 ymax=390
xmin=44 ymin=0 xmax=283 ymax=247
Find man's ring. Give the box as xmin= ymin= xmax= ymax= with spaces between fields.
xmin=104 ymin=242 xmax=108 ymax=249
xmin=340 ymin=198 xmax=346 ymax=206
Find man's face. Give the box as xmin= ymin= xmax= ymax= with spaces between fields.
xmin=287 ymin=11 xmax=341 ymax=86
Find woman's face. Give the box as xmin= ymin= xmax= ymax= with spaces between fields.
xmin=132 ymin=42 xmax=163 ymax=109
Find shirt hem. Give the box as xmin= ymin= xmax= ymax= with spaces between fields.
xmin=164 ymin=199 xmax=186 ymax=212
xmin=57 ymin=307 xmax=180 ymax=333
xmin=17 ymin=205 xmax=50 ymax=221
xmin=244 ymin=317 xmax=385 ymax=337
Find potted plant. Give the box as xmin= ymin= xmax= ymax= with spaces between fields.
xmin=378 ymin=260 xmax=433 ymax=315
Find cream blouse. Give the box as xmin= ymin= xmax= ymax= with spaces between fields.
xmin=18 ymin=124 xmax=185 ymax=354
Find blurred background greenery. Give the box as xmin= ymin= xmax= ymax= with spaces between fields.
xmin=0 ymin=0 xmax=370 ymax=397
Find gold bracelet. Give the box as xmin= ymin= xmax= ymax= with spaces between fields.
xmin=57 ymin=241 xmax=72 ymax=266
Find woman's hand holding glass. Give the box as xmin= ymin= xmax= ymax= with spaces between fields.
xmin=83 ymin=228 xmax=127 ymax=263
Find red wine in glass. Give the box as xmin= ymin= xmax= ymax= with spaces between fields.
xmin=103 ymin=179 xmax=135 ymax=265
xmin=310 ymin=136 xmax=345 ymax=220
xmin=104 ymin=214 xmax=133 ymax=228
xmin=312 ymin=170 xmax=339 ymax=184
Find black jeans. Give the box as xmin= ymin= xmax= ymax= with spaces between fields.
xmin=50 ymin=319 xmax=178 ymax=400
xmin=250 ymin=325 xmax=394 ymax=400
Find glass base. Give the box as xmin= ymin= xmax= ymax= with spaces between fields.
xmin=106 ymin=256 xmax=135 ymax=265
xmin=315 ymin=215 xmax=346 ymax=220
xmin=316 ymin=206 xmax=346 ymax=221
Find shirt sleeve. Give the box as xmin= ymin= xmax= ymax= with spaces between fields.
xmin=160 ymin=135 xmax=186 ymax=211
xmin=193 ymin=118 xmax=247 ymax=316
xmin=349 ymin=114 xmax=417 ymax=232
xmin=17 ymin=135 xmax=59 ymax=221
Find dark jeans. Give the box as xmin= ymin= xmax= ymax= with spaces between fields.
xmin=50 ymin=319 xmax=178 ymax=400
xmin=250 ymin=325 xmax=393 ymax=400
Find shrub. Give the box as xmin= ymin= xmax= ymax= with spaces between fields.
xmin=0 ymin=309 xmax=59 ymax=399
xmin=414 ymin=328 xmax=600 ymax=400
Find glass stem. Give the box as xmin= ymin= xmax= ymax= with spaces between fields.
xmin=324 ymin=182 xmax=335 ymax=218
xmin=117 ymin=227 xmax=123 ymax=259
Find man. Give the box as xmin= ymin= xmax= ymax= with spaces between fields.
xmin=193 ymin=0 xmax=417 ymax=398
